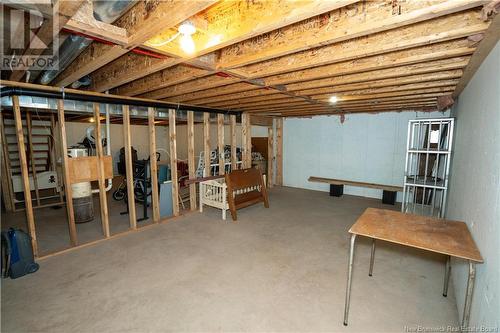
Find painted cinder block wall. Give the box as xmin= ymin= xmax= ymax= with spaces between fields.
xmin=282 ymin=110 xmax=449 ymax=201
xmin=446 ymin=41 xmax=500 ymax=328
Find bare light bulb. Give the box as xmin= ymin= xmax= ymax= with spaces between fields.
xmin=329 ymin=96 xmax=338 ymax=104
xmin=180 ymin=34 xmax=196 ymax=54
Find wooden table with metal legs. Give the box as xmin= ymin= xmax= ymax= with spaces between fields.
xmin=343 ymin=208 xmax=483 ymax=329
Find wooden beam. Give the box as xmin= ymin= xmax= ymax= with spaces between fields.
xmin=122 ymin=105 xmax=137 ymax=229
xmin=168 ymin=82 xmax=260 ymax=103
xmin=267 ymin=127 xmax=273 ymax=188
xmin=218 ymin=1 xmax=485 ymax=69
xmin=217 ymin=114 xmax=225 ymax=175
xmin=275 ymin=118 xmax=283 ymax=186
xmin=114 ymin=65 xmax=212 ymax=97
xmin=169 ymin=109 xmax=179 ymax=216
xmin=454 ymin=13 xmax=500 ymax=97
xmin=25 ymin=112 xmax=40 ymax=206
xmin=203 ymin=113 xmax=211 ymax=177
xmin=12 ymin=95 xmax=38 ymax=256
xmin=238 ymin=11 xmax=488 ymax=78
xmin=148 ymin=107 xmax=160 ymax=222
xmin=0 ymin=112 xmax=15 ymax=212
xmin=53 ymin=0 xmax=217 ymax=87
xmin=187 ymin=111 xmax=197 ymax=211
xmin=9 ymin=0 xmax=85 ymax=81
xmin=93 ymin=103 xmax=110 ymax=237
xmin=241 ymin=113 xmax=251 ymax=168
xmin=230 ymin=115 xmax=237 ymax=171
xmin=57 ymin=99 xmax=78 ymax=246
xmin=65 ymin=0 xmax=129 ymax=45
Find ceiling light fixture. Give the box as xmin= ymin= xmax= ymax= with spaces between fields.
xmin=178 ymin=21 xmax=196 ymax=54
xmin=329 ymin=96 xmax=338 ymax=104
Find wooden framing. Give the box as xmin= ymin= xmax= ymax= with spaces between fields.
xmin=93 ymin=103 xmax=110 ymax=237
xmin=122 ymin=105 xmax=137 ymax=229
xmin=267 ymin=127 xmax=273 ymax=188
xmin=275 ymin=118 xmax=283 ymax=186
xmin=169 ymin=109 xmax=180 ymax=216
xmin=187 ymin=111 xmax=197 ymax=211
xmin=230 ymin=115 xmax=237 ymax=171
xmin=148 ymin=107 xmax=160 ymax=222
xmin=25 ymin=113 xmax=40 ymax=206
xmin=203 ymin=112 xmax=211 ymax=177
xmin=12 ymin=96 xmax=38 ymax=256
xmin=217 ymin=114 xmax=225 ymax=175
xmin=57 ymin=99 xmax=78 ymax=246
xmin=0 ymin=111 xmax=15 ymax=212
xmin=241 ymin=113 xmax=251 ymax=168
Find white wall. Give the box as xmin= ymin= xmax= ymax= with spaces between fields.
xmin=446 ymin=42 xmax=500 ymax=327
xmin=283 ymin=111 xmax=449 ymax=200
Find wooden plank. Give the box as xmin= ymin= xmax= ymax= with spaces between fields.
xmin=67 ymin=156 xmax=113 ymax=184
xmin=187 ymin=111 xmax=197 ymax=211
xmin=308 ymin=176 xmax=403 ymax=192
xmin=93 ymin=103 xmax=110 ymax=237
xmin=241 ymin=113 xmax=250 ymax=168
xmin=53 ymin=0 xmax=217 ymax=87
xmin=218 ymin=1 xmax=485 ymax=69
xmin=169 ymin=109 xmax=179 ymax=216
xmin=203 ymin=112 xmax=211 ymax=177
xmin=350 ymin=208 xmax=483 ymax=262
xmin=49 ymin=114 xmax=64 ymax=202
xmin=230 ymin=115 xmax=237 ymax=171
xmin=267 ymin=127 xmax=273 ymax=188
xmin=217 ymin=114 xmax=225 ymax=175
xmin=239 ymin=12 xmax=488 ymax=78
xmin=25 ymin=112 xmax=40 ymax=206
xmin=122 ymin=105 xmax=137 ymax=229
xmin=453 ymin=13 xmax=500 ymax=97
xmin=12 ymin=96 xmax=38 ymax=256
xmin=276 ymin=118 xmax=283 ymax=186
xmin=0 ymin=112 xmax=15 ymax=212
xmin=148 ymin=107 xmax=160 ymax=222
xmin=57 ymin=99 xmax=78 ymax=246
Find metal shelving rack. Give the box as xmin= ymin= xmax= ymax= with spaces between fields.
xmin=402 ymin=118 xmax=454 ymax=218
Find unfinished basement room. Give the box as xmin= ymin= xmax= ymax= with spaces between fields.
xmin=1 ymin=0 xmax=499 ymax=332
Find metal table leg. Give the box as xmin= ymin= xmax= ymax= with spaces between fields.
xmin=369 ymin=239 xmax=376 ymax=277
xmin=443 ymin=255 xmax=451 ymax=297
xmin=343 ymin=234 xmax=357 ymax=326
xmin=461 ymin=261 xmax=476 ymax=329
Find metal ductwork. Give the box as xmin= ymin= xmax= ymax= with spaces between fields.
xmin=38 ymin=0 xmax=137 ymax=86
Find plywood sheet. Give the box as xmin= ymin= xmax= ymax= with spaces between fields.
xmin=68 ymin=156 xmax=113 ymax=184
xmin=350 ymin=208 xmax=483 ymax=262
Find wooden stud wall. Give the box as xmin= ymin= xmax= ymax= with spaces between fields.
xmin=187 ymin=111 xmax=197 ymax=210
xmin=169 ymin=109 xmax=180 ymax=216
xmin=93 ymin=103 xmax=110 ymax=238
xmin=217 ymin=114 xmax=225 ymax=175
xmin=122 ymin=105 xmax=137 ymax=229
xmin=203 ymin=113 xmax=211 ymax=176
xmin=276 ymin=118 xmax=283 ymax=186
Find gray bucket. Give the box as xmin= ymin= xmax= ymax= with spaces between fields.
xmin=73 ymin=196 xmax=94 ymax=223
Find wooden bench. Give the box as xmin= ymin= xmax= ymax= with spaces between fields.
xmin=308 ymin=176 xmax=403 ymax=205
xmin=225 ymin=168 xmax=269 ymax=221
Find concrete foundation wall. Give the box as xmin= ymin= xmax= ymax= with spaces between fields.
xmin=283 ymin=111 xmax=449 ymax=200
xmin=446 ymin=41 xmax=500 ymax=328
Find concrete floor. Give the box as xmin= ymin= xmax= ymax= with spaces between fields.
xmin=1 ymin=187 xmax=459 ymax=332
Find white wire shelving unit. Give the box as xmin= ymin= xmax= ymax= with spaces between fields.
xmin=402 ymin=118 xmax=455 ymax=218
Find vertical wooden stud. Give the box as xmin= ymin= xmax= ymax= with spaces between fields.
xmin=187 ymin=111 xmax=197 ymax=211
xmin=12 ymin=96 xmax=38 ymax=256
xmin=276 ymin=117 xmax=283 ymax=186
xmin=267 ymin=127 xmax=273 ymax=188
xmin=50 ymin=114 xmax=64 ymax=202
xmin=93 ymin=103 xmax=110 ymax=237
xmin=242 ymin=113 xmax=251 ymax=168
xmin=57 ymin=99 xmax=78 ymax=246
xmin=0 ymin=111 xmax=15 ymax=212
xmin=217 ymin=114 xmax=225 ymax=175
xmin=203 ymin=112 xmax=210 ymax=177
xmin=169 ymin=109 xmax=179 ymax=216
xmin=26 ymin=112 xmax=41 ymax=206
xmin=148 ymin=107 xmax=160 ymax=223
xmin=122 ymin=105 xmax=137 ymax=229
xmin=230 ymin=114 xmax=237 ymax=171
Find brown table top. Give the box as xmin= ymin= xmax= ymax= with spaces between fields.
xmin=349 ymin=208 xmax=483 ymax=263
